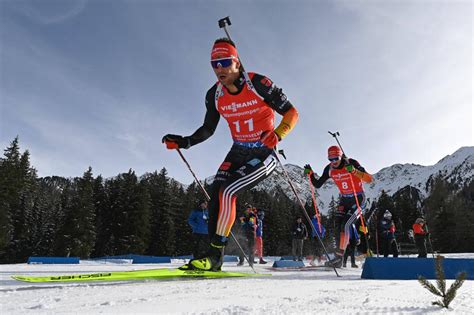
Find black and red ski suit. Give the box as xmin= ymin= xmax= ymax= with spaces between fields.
xmin=186 ymin=71 xmax=296 ymax=249
xmin=310 ymin=159 xmax=370 ymax=254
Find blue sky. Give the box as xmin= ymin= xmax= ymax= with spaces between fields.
xmin=0 ymin=0 xmax=472 ymax=183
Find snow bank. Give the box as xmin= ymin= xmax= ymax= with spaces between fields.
xmin=1 ymin=254 xmax=473 ymax=314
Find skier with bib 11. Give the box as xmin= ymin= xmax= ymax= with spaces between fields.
xmin=304 ymin=146 xmax=372 ymax=267
xmin=162 ymin=38 xmax=299 ymax=271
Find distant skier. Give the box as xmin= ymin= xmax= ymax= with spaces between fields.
xmin=163 ymin=38 xmax=299 ymax=271
xmin=379 ymin=210 xmax=399 ymax=258
xmin=413 ymin=218 xmax=428 ymax=258
xmin=304 ymin=145 xmax=372 ymax=268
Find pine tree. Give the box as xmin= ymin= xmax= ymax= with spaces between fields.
xmin=264 ymin=191 xmax=296 ymax=255
xmin=392 ymin=186 xmax=423 ymax=243
xmin=173 ymin=182 xmax=201 ymax=256
xmin=73 ymin=167 xmax=97 ymax=257
xmin=424 ymin=177 xmax=454 ymax=253
xmin=418 ymin=255 xmax=467 ymax=308
xmin=91 ymin=175 xmax=111 ymax=257
xmin=108 ymin=169 xmax=151 ymax=255
xmin=325 ymin=196 xmax=339 ymax=252
xmin=453 ymin=181 xmax=474 ymax=251
xmin=54 ymin=170 xmax=96 ymax=258
xmin=0 ymin=138 xmax=38 ymax=262
xmin=32 ymin=176 xmax=69 ymax=257
xmin=143 ymin=168 xmax=171 ymax=255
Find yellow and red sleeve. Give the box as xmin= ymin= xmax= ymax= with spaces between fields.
xmin=274 ymin=107 xmax=299 ymax=140
xmin=352 ymin=169 xmax=373 ymax=183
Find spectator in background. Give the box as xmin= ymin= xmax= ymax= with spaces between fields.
xmin=343 ymin=223 xmax=360 ymax=268
xmin=254 ymin=209 xmax=267 ymax=264
xmin=413 ymin=217 xmax=428 ymax=258
xmin=380 ymin=210 xmax=399 ymax=257
xmin=237 ymin=205 xmax=257 ymax=266
xmin=309 ymin=215 xmax=326 ymax=266
xmin=187 ymin=200 xmax=209 ymax=259
xmin=292 ymin=217 xmax=308 ymax=261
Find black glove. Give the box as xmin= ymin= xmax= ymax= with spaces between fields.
xmin=162 ymin=134 xmax=191 ymax=149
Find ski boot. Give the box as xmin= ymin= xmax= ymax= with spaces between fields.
xmin=179 ymin=237 xmax=225 ymax=271
xmin=325 ymin=253 xmax=343 ymax=268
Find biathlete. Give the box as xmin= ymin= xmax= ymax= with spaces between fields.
xmin=304 ymin=146 xmax=372 ymax=267
xmin=163 ymin=38 xmax=298 ymax=271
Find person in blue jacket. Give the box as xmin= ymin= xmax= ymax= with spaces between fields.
xmin=310 ymin=215 xmax=326 ymax=266
xmin=237 ymin=205 xmax=257 ymax=266
xmin=343 ymin=223 xmax=360 ymax=268
xmin=380 ymin=210 xmax=399 ymax=257
xmin=254 ymin=209 xmax=267 ymax=264
xmin=188 ymin=200 xmax=209 ymax=259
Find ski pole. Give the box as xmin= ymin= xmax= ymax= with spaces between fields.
xmin=176 ymin=149 xmax=210 ymax=200
xmin=419 ymin=207 xmax=435 ymax=258
xmin=307 ymin=173 xmax=326 ymax=263
xmin=374 ymin=211 xmax=379 ymax=257
xmin=328 ymin=131 xmax=372 ymax=256
xmin=218 ymin=16 xmax=259 ymax=92
xmin=307 ymin=174 xmax=322 ymax=234
xmin=175 ymin=148 xmax=257 ymax=273
xmin=423 ymin=222 xmax=436 ymax=259
xmin=274 ymin=149 xmax=340 ymax=277
xmin=328 ymin=131 xmax=344 ymax=152
xmin=218 ymin=17 xmax=247 ymax=72
xmin=348 ymin=174 xmax=372 ymax=256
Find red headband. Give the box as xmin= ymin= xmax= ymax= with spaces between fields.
xmin=211 ymin=42 xmax=238 ymax=60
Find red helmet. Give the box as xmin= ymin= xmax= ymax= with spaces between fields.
xmin=328 ymin=146 xmax=342 ymax=159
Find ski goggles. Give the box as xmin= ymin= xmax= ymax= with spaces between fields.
xmin=210 ymin=57 xmax=234 ymax=69
xmin=328 ymin=157 xmax=341 ymax=162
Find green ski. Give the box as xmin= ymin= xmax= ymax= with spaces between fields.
xmin=12 ymin=268 xmax=269 ymax=283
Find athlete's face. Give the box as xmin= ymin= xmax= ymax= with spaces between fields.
xmin=329 ymin=157 xmax=342 ymax=168
xmin=211 ymin=54 xmax=241 ymax=87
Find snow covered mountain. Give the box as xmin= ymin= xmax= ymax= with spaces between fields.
xmin=203 ymin=146 xmax=473 ymax=214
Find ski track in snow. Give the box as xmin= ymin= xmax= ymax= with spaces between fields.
xmin=1 ymin=255 xmax=473 ymax=314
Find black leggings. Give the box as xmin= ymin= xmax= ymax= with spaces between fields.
xmin=335 ymin=194 xmax=366 ymax=253
xmin=208 ymin=144 xmax=277 ymax=243
xmin=381 ymin=238 xmax=399 ymax=257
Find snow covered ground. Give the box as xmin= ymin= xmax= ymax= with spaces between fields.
xmin=1 ymin=254 xmax=473 ymax=314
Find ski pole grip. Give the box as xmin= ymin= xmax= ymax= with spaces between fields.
xmin=218 ymin=16 xmax=231 ymax=28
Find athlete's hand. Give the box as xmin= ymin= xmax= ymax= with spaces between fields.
xmin=260 ymin=130 xmax=279 ymax=149
xmin=304 ymin=164 xmax=313 ymax=176
xmin=162 ymin=134 xmax=190 ymax=149
xmin=345 ymin=164 xmax=355 ymax=174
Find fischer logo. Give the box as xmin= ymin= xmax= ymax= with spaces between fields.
xmin=221 ymin=99 xmax=258 ymax=112
xmin=50 ymin=273 xmax=112 ymax=280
